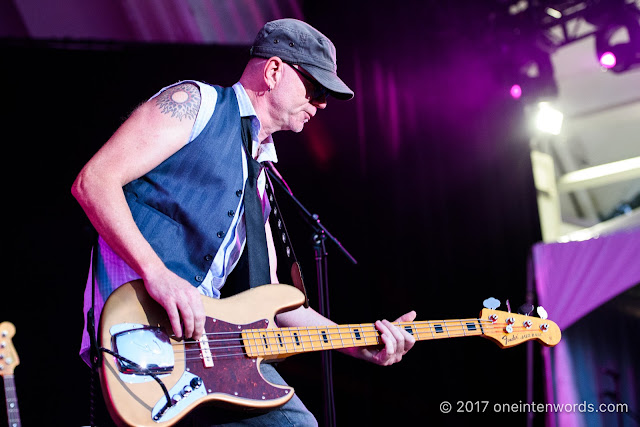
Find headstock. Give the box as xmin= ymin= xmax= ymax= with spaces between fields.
xmin=0 ymin=322 xmax=20 ymax=376
xmin=479 ymin=308 xmax=561 ymax=348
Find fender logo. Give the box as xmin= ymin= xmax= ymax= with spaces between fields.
xmin=501 ymin=331 xmax=542 ymax=345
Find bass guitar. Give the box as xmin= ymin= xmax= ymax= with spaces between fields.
xmin=98 ymin=280 xmax=561 ymax=426
xmin=0 ymin=322 xmax=21 ymax=427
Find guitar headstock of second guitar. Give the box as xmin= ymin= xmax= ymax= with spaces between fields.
xmin=0 ymin=322 xmax=20 ymax=376
xmin=479 ymin=298 xmax=561 ymax=348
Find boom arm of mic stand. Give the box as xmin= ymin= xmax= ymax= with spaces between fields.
xmin=265 ymin=164 xmax=358 ymax=265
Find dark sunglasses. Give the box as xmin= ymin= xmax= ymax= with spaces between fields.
xmin=285 ymin=63 xmax=330 ymax=101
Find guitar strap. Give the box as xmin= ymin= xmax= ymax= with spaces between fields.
xmin=87 ymin=235 xmax=100 ymax=426
xmin=264 ymin=164 xmax=309 ymax=307
xmin=240 ymin=118 xmax=309 ymax=307
xmin=88 ymin=239 xmax=100 ymax=367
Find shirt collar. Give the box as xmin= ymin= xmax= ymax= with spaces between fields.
xmin=232 ymin=82 xmax=278 ymax=164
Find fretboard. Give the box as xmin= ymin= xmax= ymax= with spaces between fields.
xmin=3 ymin=375 xmax=21 ymax=427
xmin=242 ymin=318 xmax=485 ymax=357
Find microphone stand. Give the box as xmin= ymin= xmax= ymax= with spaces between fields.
xmin=266 ymin=163 xmax=357 ymax=427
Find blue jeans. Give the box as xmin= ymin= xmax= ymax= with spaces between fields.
xmin=180 ymin=363 xmax=318 ymax=427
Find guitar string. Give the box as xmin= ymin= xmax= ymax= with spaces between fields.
xmin=164 ymin=324 xmax=543 ymax=362
xmin=176 ymin=325 xmax=500 ymax=347
xmin=168 ymin=319 xmax=537 ymax=347
xmin=169 ymin=322 xmax=541 ymax=349
xmin=166 ymin=318 xmax=497 ymax=341
xmin=108 ymin=320 xmax=548 ymax=365
xmin=167 ymin=322 xmax=546 ymax=363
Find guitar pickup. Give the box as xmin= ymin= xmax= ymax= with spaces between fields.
xmin=199 ymin=335 xmax=214 ymax=368
xmin=111 ymin=325 xmax=174 ymax=375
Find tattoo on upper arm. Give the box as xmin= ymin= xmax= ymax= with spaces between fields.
xmin=155 ymin=83 xmax=201 ymax=121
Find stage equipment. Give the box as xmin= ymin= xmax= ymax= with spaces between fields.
xmin=594 ymin=15 xmax=640 ymax=73
xmin=534 ymin=102 xmax=564 ymax=135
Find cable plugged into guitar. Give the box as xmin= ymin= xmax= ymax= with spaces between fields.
xmin=153 ymin=375 xmax=205 ymax=422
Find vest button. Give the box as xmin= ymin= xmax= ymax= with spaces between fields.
xmin=227 ymin=210 xmax=235 ymax=217
xmin=236 ymin=189 xmax=243 ymax=197
xmin=195 ymin=275 xmax=204 ymax=282
xmin=204 ymin=254 xmax=213 ymax=261
xmin=217 ymin=231 xmax=225 ymax=238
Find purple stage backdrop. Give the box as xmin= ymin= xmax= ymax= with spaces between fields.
xmin=533 ymin=227 xmax=640 ymax=426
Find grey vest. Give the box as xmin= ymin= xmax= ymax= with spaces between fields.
xmin=123 ymin=85 xmax=245 ymax=287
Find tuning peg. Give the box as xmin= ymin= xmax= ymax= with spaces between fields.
xmin=506 ymin=299 xmax=511 ymax=313
xmin=537 ymin=306 xmax=548 ymax=320
xmin=483 ymin=297 xmax=501 ymax=310
xmin=518 ymin=303 xmax=534 ymax=316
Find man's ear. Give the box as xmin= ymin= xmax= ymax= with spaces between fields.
xmin=264 ymin=56 xmax=284 ymax=90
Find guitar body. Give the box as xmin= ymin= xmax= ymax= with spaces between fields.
xmin=99 ymin=280 xmax=306 ymax=427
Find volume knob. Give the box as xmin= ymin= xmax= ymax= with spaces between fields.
xmin=190 ymin=377 xmax=203 ymax=389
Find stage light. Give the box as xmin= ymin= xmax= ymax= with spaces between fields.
xmin=510 ymin=84 xmax=522 ymax=99
xmin=599 ymin=51 xmax=617 ymax=68
xmin=594 ymin=10 xmax=640 ymax=73
xmin=503 ymin=46 xmax=558 ymax=103
xmin=534 ymin=102 xmax=563 ymax=135
xmin=545 ymin=7 xmax=562 ymax=19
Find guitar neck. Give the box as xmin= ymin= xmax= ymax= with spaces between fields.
xmin=243 ymin=318 xmax=485 ymax=358
xmin=3 ymin=375 xmax=21 ymax=427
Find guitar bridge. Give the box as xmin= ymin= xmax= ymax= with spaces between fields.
xmin=110 ymin=324 xmax=174 ymax=377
